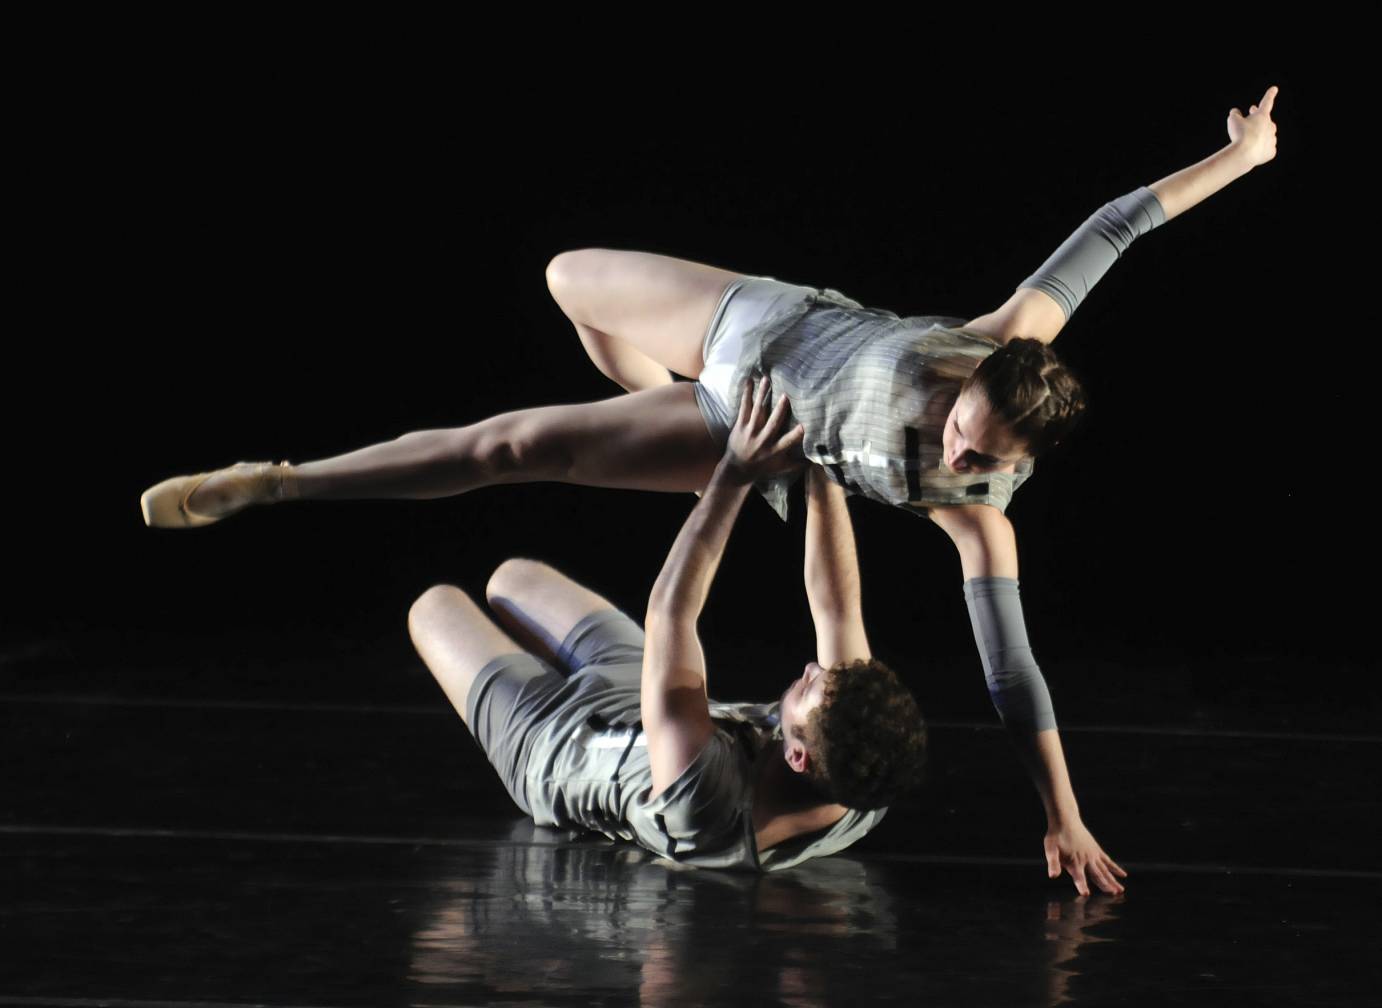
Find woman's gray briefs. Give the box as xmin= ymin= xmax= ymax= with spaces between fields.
xmin=692 ymin=275 xmax=817 ymax=447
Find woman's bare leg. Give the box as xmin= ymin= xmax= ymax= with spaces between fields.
xmin=186 ymin=382 xmax=723 ymax=514
xmin=546 ymin=248 xmax=749 ymax=391
xmin=179 ymin=249 xmax=747 ymax=518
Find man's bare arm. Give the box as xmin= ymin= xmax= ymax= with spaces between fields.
xmin=643 ymin=376 xmax=806 ymax=799
xmin=803 ymin=467 xmax=870 ymax=666
xmin=643 ymin=456 xmax=753 ymax=799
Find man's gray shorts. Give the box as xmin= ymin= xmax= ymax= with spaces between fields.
xmin=464 ymin=607 xmax=646 ymax=817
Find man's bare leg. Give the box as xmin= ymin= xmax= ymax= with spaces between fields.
xmin=408 ymin=584 xmax=524 ymax=731
xmin=484 ymin=557 xmax=629 ymax=670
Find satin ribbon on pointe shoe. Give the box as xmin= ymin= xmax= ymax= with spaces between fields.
xmin=140 ymin=460 xmax=296 ymax=529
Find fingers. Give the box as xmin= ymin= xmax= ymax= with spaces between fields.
xmin=1049 ymin=835 xmax=1128 ymax=895
xmin=729 ymin=374 xmax=804 ymax=475
xmin=1071 ymin=862 xmax=1090 ymax=898
xmin=1091 ymin=860 xmax=1123 ymax=895
xmin=732 ymin=374 xmax=770 ymax=438
xmin=1248 ymin=85 xmax=1279 ymax=118
xmin=1066 ymin=862 xmax=1089 ymax=896
xmin=773 ymin=422 xmax=806 ymax=458
xmin=751 ymin=382 xmax=796 ymax=441
xmin=747 ymin=374 xmax=769 ymax=430
xmin=1077 ymin=850 xmax=1127 ymax=895
xmin=733 ymin=376 xmax=756 ymax=435
xmin=765 ymin=388 xmax=793 ymax=433
xmin=737 ymin=377 xmax=753 ymax=419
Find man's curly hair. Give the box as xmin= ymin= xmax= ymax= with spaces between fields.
xmin=795 ymin=658 xmax=927 ymax=810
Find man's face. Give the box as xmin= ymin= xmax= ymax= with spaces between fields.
xmin=778 ymin=661 xmax=829 ymax=772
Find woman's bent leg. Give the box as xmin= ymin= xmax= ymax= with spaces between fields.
xmin=187 ymin=382 xmax=724 ymax=514
xmin=547 ymin=249 xmax=748 ymax=382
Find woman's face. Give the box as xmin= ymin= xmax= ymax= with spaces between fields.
xmin=940 ymin=387 xmax=1030 ymax=474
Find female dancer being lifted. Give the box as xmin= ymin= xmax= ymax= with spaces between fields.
xmin=141 ymin=86 xmax=1280 ymax=895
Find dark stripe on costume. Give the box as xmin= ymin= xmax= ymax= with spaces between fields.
xmin=732 ymin=292 xmax=1032 ymax=522
xmin=904 ymin=427 xmax=922 ymax=500
xmin=655 ymin=813 xmax=679 ymax=860
xmin=816 ymin=444 xmax=849 ymax=494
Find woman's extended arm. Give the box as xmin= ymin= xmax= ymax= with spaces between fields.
xmin=929 ymin=504 xmax=1127 ymax=897
xmin=961 ymin=85 xmax=1280 ymax=347
xmin=1148 ymin=84 xmax=1279 ymax=221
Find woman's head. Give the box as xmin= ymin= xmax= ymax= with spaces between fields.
xmin=941 ymin=338 xmax=1087 ymax=474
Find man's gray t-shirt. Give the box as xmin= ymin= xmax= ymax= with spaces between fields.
xmin=522 ymin=684 xmax=887 ymax=872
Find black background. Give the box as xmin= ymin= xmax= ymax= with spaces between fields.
xmin=9 ymin=31 xmax=1369 ymax=728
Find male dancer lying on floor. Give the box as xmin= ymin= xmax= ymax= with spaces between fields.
xmin=406 ymin=375 xmax=925 ymax=870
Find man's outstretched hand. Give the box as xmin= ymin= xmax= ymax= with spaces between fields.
xmin=1044 ymin=819 xmax=1128 ymax=896
xmin=723 ymin=373 xmax=806 ymax=483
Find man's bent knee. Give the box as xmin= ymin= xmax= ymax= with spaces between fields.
xmin=408 ymin=583 xmax=468 ymax=639
xmin=485 ymin=557 xmax=554 ymax=606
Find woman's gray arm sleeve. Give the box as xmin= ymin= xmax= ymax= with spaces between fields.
xmin=962 ymin=576 xmax=1057 ymax=731
xmin=1017 ymin=185 xmax=1167 ymax=321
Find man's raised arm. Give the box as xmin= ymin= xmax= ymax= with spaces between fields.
xmin=803 ymin=466 xmax=871 ymax=666
xmin=642 ymin=376 xmax=806 ymax=800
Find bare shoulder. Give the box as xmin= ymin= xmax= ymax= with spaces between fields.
xmin=960 ymin=287 xmax=1068 ymax=347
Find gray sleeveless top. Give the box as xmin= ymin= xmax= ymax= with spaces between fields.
xmin=702 ymin=286 xmax=1033 ymax=522
xmin=701 ymin=185 xmax=1172 ymax=522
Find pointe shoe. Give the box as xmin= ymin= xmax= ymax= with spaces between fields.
xmin=140 ymin=460 xmax=298 ymax=529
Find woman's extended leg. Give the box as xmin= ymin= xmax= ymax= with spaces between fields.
xmin=177 ymin=381 xmax=723 ymax=519
xmin=143 ymin=247 xmax=745 ymax=526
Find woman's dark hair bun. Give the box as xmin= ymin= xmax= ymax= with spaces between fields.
xmin=964 ymin=337 xmax=1086 ymax=456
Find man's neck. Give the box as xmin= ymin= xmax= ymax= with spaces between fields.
xmin=751 ymin=739 xmax=849 ymax=854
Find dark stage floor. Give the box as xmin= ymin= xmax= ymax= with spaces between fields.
xmin=2 ymin=627 xmax=1378 ymax=1007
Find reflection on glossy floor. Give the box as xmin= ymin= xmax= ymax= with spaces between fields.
xmin=3 ymin=629 xmax=1378 ymax=1007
